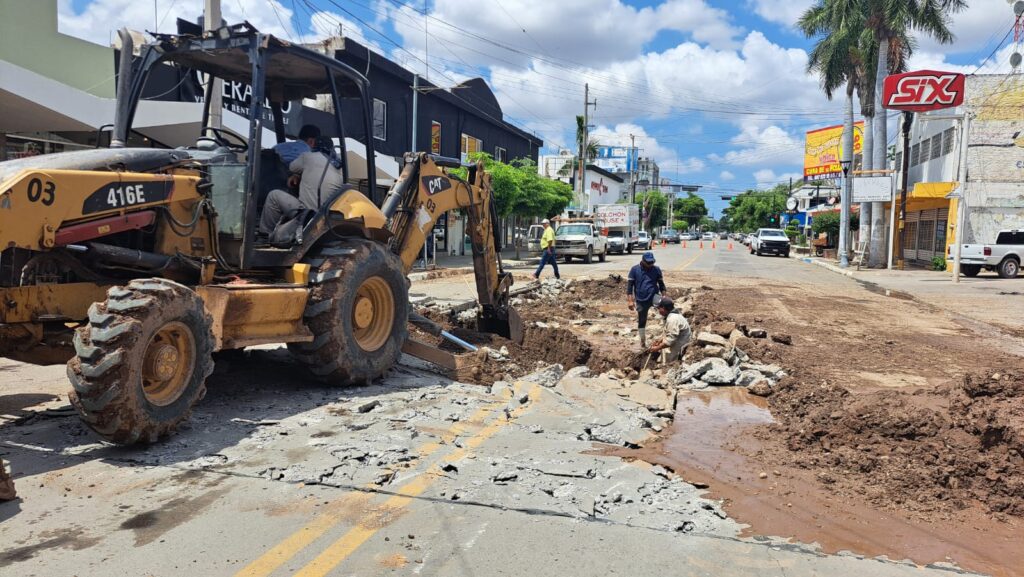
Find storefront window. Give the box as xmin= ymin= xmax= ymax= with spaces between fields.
xmin=934 ymin=219 xmax=947 ymax=251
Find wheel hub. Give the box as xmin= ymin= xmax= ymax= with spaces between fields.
xmin=353 ymin=296 xmax=375 ymax=329
xmin=141 ymin=321 xmax=195 ymax=407
xmin=352 ymin=277 xmax=395 ymax=352
xmin=147 ymin=344 xmax=180 ymax=382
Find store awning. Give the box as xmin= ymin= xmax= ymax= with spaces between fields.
xmin=911 ymin=182 xmax=956 ymax=199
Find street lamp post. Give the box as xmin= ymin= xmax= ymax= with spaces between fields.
xmin=839 ymin=159 xmax=852 ymax=267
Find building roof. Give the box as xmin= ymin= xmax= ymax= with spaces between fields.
xmin=585 ymin=164 xmax=625 ymax=183
xmin=334 ymin=38 xmax=542 ymax=147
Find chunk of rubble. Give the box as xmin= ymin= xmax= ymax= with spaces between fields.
xmin=518 ymin=363 xmax=565 ymax=387
xmin=701 ymin=358 xmax=738 ymax=385
xmin=735 ymin=370 xmax=763 ymax=387
xmin=696 ymin=332 xmax=730 ymax=347
xmin=707 ymin=321 xmax=737 ymax=338
xmin=564 ymin=366 xmax=592 ymax=379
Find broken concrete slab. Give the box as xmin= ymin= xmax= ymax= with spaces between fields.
xmin=701 ymin=358 xmax=738 ymax=385
xmin=518 ymin=364 xmax=565 ymax=387
xmin=696 ymin=332 xmax=730 ymax=347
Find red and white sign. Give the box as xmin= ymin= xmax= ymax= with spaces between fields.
xmin=882 ymin=70 xmax=965 ymax=112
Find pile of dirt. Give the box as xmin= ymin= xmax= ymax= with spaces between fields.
xmin=759 ymin=371 xmax=1024 ymax=517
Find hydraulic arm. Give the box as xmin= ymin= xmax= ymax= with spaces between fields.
xmin=382 ymin=153 xmax=522 ymax=344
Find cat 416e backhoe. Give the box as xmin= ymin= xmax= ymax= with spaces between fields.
xmin=0 ymin=23 xmax=521 ymax=445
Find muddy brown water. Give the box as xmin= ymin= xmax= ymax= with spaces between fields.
xmin=607 ymin=388 xmax=1023 ymax=577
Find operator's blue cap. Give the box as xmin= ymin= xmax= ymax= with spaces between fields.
xmin=642 ymin=251 xmax=655 ymax=263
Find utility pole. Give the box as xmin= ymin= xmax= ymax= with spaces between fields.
xmin=952 ymin=113 xmax=972 ymax=284
xmin=204 ymin=0 xmax=223 ymax=132
xmin=411 ymin=74 xmax=419 ymax=152
xmin=579 ymin=83 xmax=596 ymax=215
xmin=629 ymin=133 xmax=636 ymax=204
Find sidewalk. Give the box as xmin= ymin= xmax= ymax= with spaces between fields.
xmin=408 ymin=249 xmax=540 ymax=281
xmin=793 ymin=255 xmax=1024 ymax=332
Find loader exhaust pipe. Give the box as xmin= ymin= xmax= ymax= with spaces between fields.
xmin=111 ymin=28 xmax=133 ymax=149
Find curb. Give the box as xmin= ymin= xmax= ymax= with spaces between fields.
xmin=408 ymin=267 xmax=474 ymax=282
xmin=793 ymin=255 xmax=856 ymax=278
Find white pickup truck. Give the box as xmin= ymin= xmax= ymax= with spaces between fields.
xmin=555 ymin=221 xmax=608 ymax=264
xmin=952 ymin=229 xmax=1023 ymax=278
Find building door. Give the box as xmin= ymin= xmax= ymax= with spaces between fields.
xmin=902 ymin=212 xmax=919 ymax=262
xmin=915 ymin=209 xmax=937 ymax=263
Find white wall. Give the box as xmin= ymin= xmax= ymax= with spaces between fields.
xmin=587 ymin=169 xmax=624 ymax=206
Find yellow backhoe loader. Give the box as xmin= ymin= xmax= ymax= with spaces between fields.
xmin=0 ymin=24 xmax=521 ymax=445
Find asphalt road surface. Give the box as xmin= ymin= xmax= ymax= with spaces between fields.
xmin=0 ymin=243 xmax=983 ymax=577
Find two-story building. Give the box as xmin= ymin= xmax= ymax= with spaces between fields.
xmin=892 ymin=73 xmax=1024 ymax=267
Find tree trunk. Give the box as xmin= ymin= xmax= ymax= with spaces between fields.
xmin=839 ymin=84 xmax=854 ymax=266
xmin=860 ymin=113 xmax=873 ymax=251
xmin=514 ymin=215 xmax=521 ymax=260
xmin=869 ymin=37 xmax=890 ymax=267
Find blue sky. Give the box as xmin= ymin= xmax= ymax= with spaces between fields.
xmin=59 ymin=0 xmax=1018 ymax=217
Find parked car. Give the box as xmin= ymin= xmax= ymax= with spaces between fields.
xmin=701 ymin=232 xmax=715 ymax=241
xmin=555 ymin=222 xmax=608 ymax=263
xmin=953 ymin=229 xmax=1023 ymax=278
xmin=636 ymin=230 xmax=652 ymax=250
xmin=660 ymin=229 xmax=681 ymax=244
xmin=750 ymin=228 xmax=790 ymax=257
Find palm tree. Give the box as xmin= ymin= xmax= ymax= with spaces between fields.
xmin=857 ymin=27 xmax=910 ymax=248
xmin=575 ymin=115 xmax=599 ymax=161
xmin=800 ymin=1 xmax=866 ymax=264
xmin=866 ymin=0 xmax=966 ymax=266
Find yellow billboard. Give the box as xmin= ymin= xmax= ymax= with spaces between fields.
xmin=804 ymin=121 xmax=863 ymax=179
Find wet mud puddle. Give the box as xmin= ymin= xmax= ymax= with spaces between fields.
xmin=613 ymin=388 xmax=1022 ymax=577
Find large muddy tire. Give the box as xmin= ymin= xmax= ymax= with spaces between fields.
xmin=67 ymin=279 xmax=214 ymax=445
xmin=290 ymin=240 xmax=408 ymax=385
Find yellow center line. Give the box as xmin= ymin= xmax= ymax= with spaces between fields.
xmin=233 ymin=401 xmax=505 ymax=577
xmin=292 ymin=386 xmax=541 ymax=577
xmin=674 ymin=249 xmax=704 ymax=272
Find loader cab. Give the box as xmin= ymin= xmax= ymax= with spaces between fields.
xmin=119 ymin=23 xmax=379 ymax=269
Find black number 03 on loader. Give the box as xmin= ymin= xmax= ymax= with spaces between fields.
xmin=0 ymin=24 xmax=521 ymax=445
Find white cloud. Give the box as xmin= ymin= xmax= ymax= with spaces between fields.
xmin=589 ymin=122 xmax=706 ymax=176
xmin=753 ymin=168 xmax=802 ymax=188
xmin=388 ymin=0 xmax=744 ymax=72
xmin=487 ymin=29 xmax=839 ymax=154
xmin=748 ymin=0 xmax=814 ymax=29
xmin=56 ymin=0 xmax=376 ymax=49
xmin=915 ymin=0 xmax=1014 ymax=56
xmin=720 ymin=170 xmax=735 ymax=181
xmin=708 ymin=124 xmax=803 ymax=167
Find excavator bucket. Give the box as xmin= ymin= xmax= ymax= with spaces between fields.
xmin=476 ymin=303 xmax=524 ymax=345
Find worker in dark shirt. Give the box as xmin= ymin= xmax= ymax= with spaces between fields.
xmin=627 ymin=251 xmax=666 ymax=349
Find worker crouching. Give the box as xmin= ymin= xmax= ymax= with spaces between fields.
xmin=647 ymin=297 xmax=691 ymax=365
